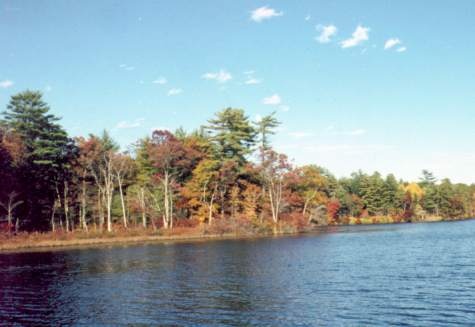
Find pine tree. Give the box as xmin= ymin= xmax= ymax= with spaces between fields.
xmin=206 ymin=108 xmax=256 ymax=164
xmin=2 ymin=91 xmax=76 ymax=229
xmin=255 ymin=112 xmax=280 ymax=152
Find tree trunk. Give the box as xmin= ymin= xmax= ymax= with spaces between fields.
xmin=80 ymin=172 xmax=88 ymax=232
xmin=303 ymin=191 xmax=316 ymax=216
xmin=98 ymin=189 xmax=104 ymax=232
xmin=51 ymin=200 xmax=57 ymax=232
xmin=208 ymin=185 xmax=217 ymax=225
xmin=117 ymin=174 xmax=127 ymax=228
xmin=106 ymin=187 xmax=112 ymax=232
xmin=140 ymin=187 xmax=146 ymax=228
xmin=64 ymin=181 xmax=70 ymax=232
xmin=7 ymin=208 xmax=12 ymax=231
xmin=163 ymin=172 xmax=169 ymax=229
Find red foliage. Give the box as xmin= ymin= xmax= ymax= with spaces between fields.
xmin=149 ymin=130 xmax=200 ymax=179
xmin=173 ymin=217 xmax=200 ymax=228
xmin=280 ymin=212 xmax=308 ymax=231
xmin=327 ymin=199 xmax=341 ymax=223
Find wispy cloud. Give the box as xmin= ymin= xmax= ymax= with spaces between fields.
xmin=345 ymin=129 xmax=366 ymax=136
xmin=328 ymin=128 xmax=367 ymax=136
xmin=250 ymin=6 xmax=283 ymax=22
xmin=315 ymin=24 xmax=337 ymax=43
xmin=341 ymin=25 xmax=370 ymax=48
xmin=152 ymin=77 xmax=167 ymax=85
xmin=245 ymin=77 xmax=261 ymax=85
xmin=0 ymin=80 xmax=14 ymax=88
xmin=384 ymin=38 xmax=401 ymax=50
xmin=115 ymin=118 xmax=145 ymax=129
xmin=262 ymin=94 xmax=282 ymax=105
xmin=167 ymin=88 xmax=183 ymax=96
xmin=396 ymin=46 xmax=407 ymax=53
xmin=280 ymin=143 xmax=391 ymax=155
xmin=119 ymin=64 xmax=135 ymax=71
xmin=280 ymin=105 xmax=290 ymax=112
xmin=44 ymin=85 xmax=52 ymax=92
xmin=305 ymin=15 xmax=311 ymax=21
xmin=202 ymin=69 xmax=232 ymax=83
xmin=288 ymin=131 xmax=314 ymax=139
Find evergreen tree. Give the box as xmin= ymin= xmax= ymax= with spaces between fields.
xmin=2 ymin=91 xmax=76 ymax=229
xmin=360 ymin=172 xmax=385 ymax=215
xmin=255 ymin=112 xmax=280 ymax=152
xmin=206 ymin=108 xmax=256 ymax=164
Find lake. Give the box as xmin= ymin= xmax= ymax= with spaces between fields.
xmin=1 ymin=220 xmax=475 ymax=326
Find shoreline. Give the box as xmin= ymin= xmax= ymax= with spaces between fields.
xmin=0 ymin=230 xmax=309 ymax=254
xmin=0 ymin=218 xmax=471 ymax=254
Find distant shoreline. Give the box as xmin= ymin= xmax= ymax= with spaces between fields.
xmin=1 ymin=218 xmax=471 ymax=254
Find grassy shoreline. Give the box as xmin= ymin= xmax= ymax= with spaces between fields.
xmin=0 ymin=229 xmax=308 ymax=253
xmin=0 ymin=216 xmax=471 ymax=254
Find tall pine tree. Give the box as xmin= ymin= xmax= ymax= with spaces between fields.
xmin=2 ymin=91 xmax=76 ymax=229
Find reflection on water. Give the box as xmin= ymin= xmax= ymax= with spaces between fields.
xmin=1 ymin=221 xmax=475 ymax=326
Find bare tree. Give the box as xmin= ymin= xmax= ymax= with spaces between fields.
xmin=113 ymin=153 xmax=134 ymax=229
xmin=90 ymin=151 xmax=115 ymax=232
xmin=261 ymin=150 xmax=290 ymax=225
xmin=0 ymin=191 xmax=23 ymax=232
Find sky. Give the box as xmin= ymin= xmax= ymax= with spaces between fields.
xmin=1 ymin=0 xmax=475 ymax=183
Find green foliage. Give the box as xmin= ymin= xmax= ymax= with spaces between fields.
xmin=2 ymin=91 xmax=76 ymax=229
xmin=255 ymin=112 xmax=280 ymax=151
xmin=206 ymin=108 xmax=256 ymax=164
xmin=2 ymin=91 xmax=474 ymax=233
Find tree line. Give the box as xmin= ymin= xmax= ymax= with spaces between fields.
xmin=1 ymin=91 xmax=474 ymax=234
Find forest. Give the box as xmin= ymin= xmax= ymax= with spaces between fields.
xmin=1 ymin=91 xmax=474 ymax=237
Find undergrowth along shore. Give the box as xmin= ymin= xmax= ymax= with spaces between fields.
xmin=0 ymin=215 xmax=470 ymax=252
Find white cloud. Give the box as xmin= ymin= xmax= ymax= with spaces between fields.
xmin=326 ymin=126 xmax=366 ymax=136
xmin=397 ymin=46 xmax=407 ymax=53
xmin=202 ymin=69 xmax=232 ymax=83
xmin=153 ymin=77 xmax=167 ymax=85
xmin=279 ymin=105 xmax=290 ymax=112
xmin=384 ymin=38 xmax=401 ymax=50
xmin=119 ymin=64 xmax=135 ymax=71
xmin=243 ymin=70 xmax=255 ymax=75
xmin=245 ymin=78 xmax=261 ymax=85
xmin=115 ymin=118 xmax=145 ymax=129
xmin=315 ymin=24 xmax=337 ymax=43
xmin=167 ymin=88 xmax=183 ymax=96
xmin=262 ymin=94 xmax=282 ymax=105
xmin=288 ymin=131 xmax=314 ymax=139
xmin=341 ymin=25 xmax=370 ymax=48
xmin=0 ymin=80 xmax=14 ymax=88
xmin=279 ymin=143 xmax=391 ymax=155
xmin=44 ymin=85 xmax=52 ymax=92
xmin=250 ymin=6 xmax=283 ymax=22
xmin=346 ymin=129 xmax=366 ymax=136
xmin=305 ymin=15 xmax=311 ymax=21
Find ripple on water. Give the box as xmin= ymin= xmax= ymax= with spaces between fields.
xmin=1 ymin=220 xmax=475 ymax=325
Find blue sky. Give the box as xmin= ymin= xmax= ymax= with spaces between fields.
xmin=1 ymin=0 xmax=475 ymax=183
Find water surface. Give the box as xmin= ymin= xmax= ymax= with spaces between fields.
xmin=1 ymin=220 xmax=475 ymax=326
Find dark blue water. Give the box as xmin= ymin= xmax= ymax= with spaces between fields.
xmin=1 ymin=220 xmax=475 ymax=326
